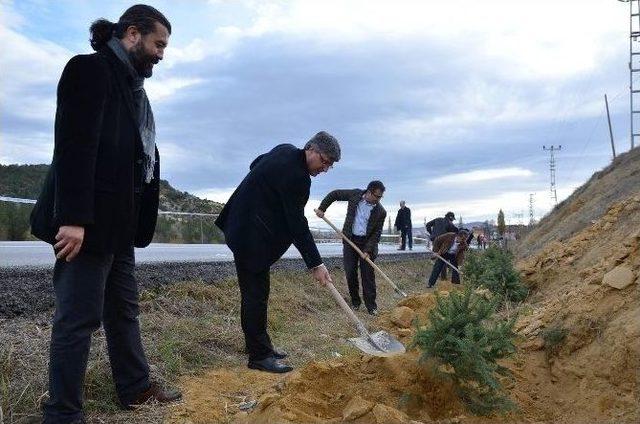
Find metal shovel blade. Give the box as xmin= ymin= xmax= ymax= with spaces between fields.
xmin=348 ymin=330 xmax=406 ymax=357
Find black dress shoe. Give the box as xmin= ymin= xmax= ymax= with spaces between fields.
xmin=272 ymin=348 xmax=288 ymax=359
xmin=248 ymin=356 xmax=293 ymax=374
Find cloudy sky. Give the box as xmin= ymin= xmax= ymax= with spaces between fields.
xmin=0 ymin=0 xmax=634 ymax=229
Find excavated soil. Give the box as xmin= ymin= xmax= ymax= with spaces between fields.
xmin=167 ymin=288 xmax=467 ymax=424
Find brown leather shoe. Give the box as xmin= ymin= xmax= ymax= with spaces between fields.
xmin=124 ymin=382 xmax=182 ymax=409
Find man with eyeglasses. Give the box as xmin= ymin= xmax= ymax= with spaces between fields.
xmin=215 ymin=131 xmax=340 ymax=374
xmin=315 ymin=181 xmax=387 ymax=315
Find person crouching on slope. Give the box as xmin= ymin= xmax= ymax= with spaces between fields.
xmin=427 ymin=228 xmax=470 ymax=288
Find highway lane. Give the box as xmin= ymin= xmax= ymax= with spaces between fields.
xmin=0 ymin=241 xmax=419 ymax=268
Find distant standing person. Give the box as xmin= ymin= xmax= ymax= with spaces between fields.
xmin=316 ymin=181 xmax=387 ymax=316
xmin=477 ymin=233 xmax=487 ymax=250
xmin=394 ymin=200 xmax=412 ymax=250
xmin=425 ymin=211 xmax=458 ymax=280
xmin=427 ymin=229 xmax=470 ymax=288
xmin=215 ymin=132 xmax=339 ymax=374
xmin=30 ymin=5 xmax=180 ymax=422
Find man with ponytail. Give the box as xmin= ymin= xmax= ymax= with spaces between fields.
xmin=30 ymin=5 xmax=180 ymax=422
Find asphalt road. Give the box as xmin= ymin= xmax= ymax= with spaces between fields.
xmin=0 ymin=241 xmax=418 ymax=268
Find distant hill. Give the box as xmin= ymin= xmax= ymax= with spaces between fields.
xmin=0 ymin=164 xmax=224 ymax=214
xmin=0 ymin=164 xmax=225 ymax=242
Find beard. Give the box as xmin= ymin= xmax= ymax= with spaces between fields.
xmin=129 ymin=41 xmax=158 ymax=78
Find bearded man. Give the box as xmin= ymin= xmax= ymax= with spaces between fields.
xmin=30 ymin=5 xmax=180 ymax=423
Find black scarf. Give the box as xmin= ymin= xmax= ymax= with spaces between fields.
xmin=107 ymin=37 xmax=156 ymax=184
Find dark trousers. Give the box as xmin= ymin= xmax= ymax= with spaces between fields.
xmin=343 ymin=236 xmax=377 ymax=312
xmin=428 ymin=252 xmax=460 ymax=287
xmin=400 ymin=227 xmax=413 ymax=250
xmin=43 ymin=247 xmax=150 ymax=424
xmin=234 ymin=259 xmax=274 ymax=362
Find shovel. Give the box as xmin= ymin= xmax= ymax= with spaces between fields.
xmin=430 ymin=251 xmax=463 ymax=275
xmin=315 ymin=210 xmax=408 ymax=297
xmin=325 ymin=281 xmax=405 ymax=357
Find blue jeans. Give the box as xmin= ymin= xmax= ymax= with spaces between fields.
xmin=43 ymin=247 xmax=150 ymax=423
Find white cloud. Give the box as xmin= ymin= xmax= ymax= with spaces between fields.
xmin=0 ymin=20 xmax=72 ymax=123
xmin=163 ymin=38 xmax=208 ymax=68
xmin=407 ymin=186 xmax=578 ymax=224
xmin=204 ymin=0 xmax=625 ymax=80
xmin=192 ymin=187 xmax=236 ymax=203
xmin=146 ymin=77 xmax=205 ymax=102
xmin=429 ymin=167 xmax=534 ymax=185
xmin=305 ymin=197 xmax=348 ymax=230
xmin=0 ymin=132 xmax=53 ymax=165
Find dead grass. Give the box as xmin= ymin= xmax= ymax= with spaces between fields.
xmin=0 ymin=258 xmax=431 ymax=423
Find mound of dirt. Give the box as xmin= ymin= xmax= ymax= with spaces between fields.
xmin=513 ymin=194 xmax=640 ymax=423
xmin=232 ymin=352 xmax=461 ymax=424
xmin=168 ymin=291 xmax=470 ymax=424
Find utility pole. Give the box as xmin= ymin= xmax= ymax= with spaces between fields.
xmin=543 ymin=145 xmax=561 ymax=206
xmin=529 ymin=193 xmax=535 ymax=225
xmin=605 ymin=94 xmax=617 ymax=158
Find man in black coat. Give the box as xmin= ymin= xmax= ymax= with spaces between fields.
xmin=215 ymin=131 xmax=340 ymax=374
xmin=425 ymin=211 xmax=458 ymax=242
xmin=30 ymin=6 xmax=180 ymax=423
xmin=315 ymin=181 xmax=387 ymax=315
xmin=394 ymin=200 xmax=412 ymax=250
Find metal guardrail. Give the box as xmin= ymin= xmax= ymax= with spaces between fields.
xmin=0 ymin=196 xmax=219 ymax=217
xmin=0 ymin=196 xmax=425 ymax=244
xmin=158 ymin=210 xmax=218 ymax=217
xmin=0 ymin=196 xmax=36 ymax=204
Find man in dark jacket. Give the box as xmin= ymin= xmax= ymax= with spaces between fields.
xmin=427 ymin=228 xmax=470 ymax=288
xmin=316 ymin=181 xmax=387 ymax=315
xmin=394 ymin=200 xmax=412 ymax=250
xmin=425 ymin=211 xmax=459 ymax=281
xmin=425 ymin=211 xmax=458 ymax=242
xmin=215 ymin=132 xmax=340 ymax=374
xmin=29 ymin=6 xmax=180 ymax=423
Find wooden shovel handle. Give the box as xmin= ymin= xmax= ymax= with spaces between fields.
xmin=325 ymin=281 xmax=369 ymax=337
xmin=431 ymin=251 xmax=463 ymax=275
xmin=316 ymin=209 xmax=407 ymax=297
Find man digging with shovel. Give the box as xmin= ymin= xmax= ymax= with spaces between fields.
xmin=427 ymin=228 xmax=470 ymax=288
xmin=215 ymin=132 xmax=340 ymax=374
xmin=315 ymin=181 xmax=387 ymax=316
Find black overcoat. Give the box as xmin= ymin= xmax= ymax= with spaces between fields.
xmin=215 ymin=144 xmax=322 ymax=272
xmin=31 ymin=47 xmax=159 ymax=253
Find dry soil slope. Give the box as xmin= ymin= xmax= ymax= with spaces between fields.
xmin=517 ymin=146 xmax=640 ymax=259
xmin=514 ymin=194 xmax=640 ymax=422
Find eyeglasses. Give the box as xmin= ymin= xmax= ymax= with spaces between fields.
xmin=370 ymin=191 xmax=383 ymax=199
xmin=317 ymin=151 xmax=334 ymax=169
